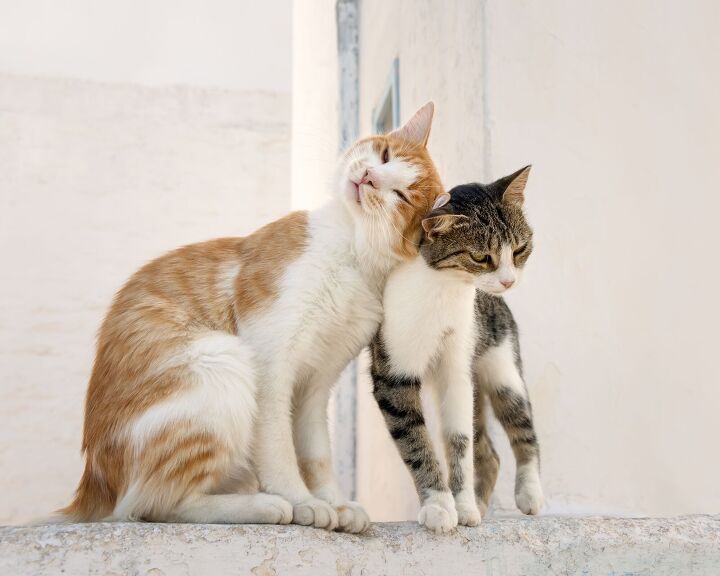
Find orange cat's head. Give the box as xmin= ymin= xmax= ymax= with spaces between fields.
xmin=337 ymin=102 xmax=446 ymax=260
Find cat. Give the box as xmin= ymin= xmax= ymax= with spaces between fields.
xmin=60 ymin=103 xmax=445 ymax=533
xmin=369 ymin=166 xmax=543 ymax=533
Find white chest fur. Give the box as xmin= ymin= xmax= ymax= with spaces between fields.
xmin=242 ymin=202 xmax=390 ymax=380
xmin=382 ymin=257 xmax=476 ymax=378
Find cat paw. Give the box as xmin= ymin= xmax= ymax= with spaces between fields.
xmin=256 ymin=494 xmax=294 ymax=524
xmin=515 ymin=481 xmax=544 ymax=515
xmin=293 ymin=498 xmax=339 ymax=530
xmin=456 ymin=502 xmax=481 ymax=527
xmin=418 ymin=491 xmax=458 ymax=534
xmin=336 ymin=501 xmax=370 ymax=533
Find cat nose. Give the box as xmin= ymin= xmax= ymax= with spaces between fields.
xmin=360 ymin=169 xmax=377 ymax=188
xmin=500 ymin=279 xmax=515 ymax=288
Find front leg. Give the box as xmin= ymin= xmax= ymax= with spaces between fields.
xmin=370 ymin=345 xmax=457 ymax=533
xmin=293 ymin=380 xmax=369 ymax=533
xmin=429 ymin=343 xmax=482 ymax=527
xmin=254 ymin=375 xmax=338 ymax=530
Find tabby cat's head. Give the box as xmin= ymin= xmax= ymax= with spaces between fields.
xmin=420 ymin=167 xmax=533 ymax=295
xmin=338 ymin=102 xmax=445 ymax=260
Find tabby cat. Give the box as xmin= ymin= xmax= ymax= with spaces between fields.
xmin=61 ymin=103 xmax=444 ymax=533
xmin=370 ymin=166 xmax=543 ymax=533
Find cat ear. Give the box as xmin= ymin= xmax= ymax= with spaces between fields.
xmin=390 ymin=102 xmax=434 ymax=147
xmin=432 ymin=193 xmax=450 ymax=210
xmin=500 ymin=165 xmax=531 ymax=205
xmin=421 ymin=214 xmax=468 ymax=242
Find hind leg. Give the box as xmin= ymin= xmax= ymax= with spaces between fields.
xmin=115 ymin=426 xmax=293 ymax=524
xmin=112 ymin=332 xmax=293 ymax=524
xmin=472 ymin=386 xmax=500 ymax=515
xmin=168 ymin=493 xmax=292 ymax=524
xmin=476 ymin=338 xmax=544 ymax=515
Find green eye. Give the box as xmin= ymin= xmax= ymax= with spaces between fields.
xmin=471 ymin=253 xmax=492 ymax=265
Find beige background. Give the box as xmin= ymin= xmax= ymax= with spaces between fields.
xmin=2 ymin=0 xmax=719 ymax=525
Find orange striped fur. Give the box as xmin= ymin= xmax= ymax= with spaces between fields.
xmin=63 ymin=213 xmax=309 ymax=521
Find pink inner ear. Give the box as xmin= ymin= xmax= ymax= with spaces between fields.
xmin=391 ymin=102 xmax=434 ymax=145
xmin=432 ymin=193 xmax=450 ymax=210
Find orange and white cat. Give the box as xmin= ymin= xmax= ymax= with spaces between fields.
xmin=60 ymin=103 xmax=445 ymax=533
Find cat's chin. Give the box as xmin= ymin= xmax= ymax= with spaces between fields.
xmin=347 ymin=180 xmax=361 ymax=203
xmin=341 ymin=179 xmax=364 ymax=213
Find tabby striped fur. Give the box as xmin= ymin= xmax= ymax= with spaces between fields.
xmin=370 ymin=167 xmax=543 ymax=533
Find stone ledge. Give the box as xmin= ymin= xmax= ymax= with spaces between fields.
xmin=1 ymin=515 xmax=718 ymax=575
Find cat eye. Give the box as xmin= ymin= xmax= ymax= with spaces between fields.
xmin=382 ymin=147 xmax=390 ymax=163
xmin=393 ymin=189 xmax=411 ymax=205
xmin=514 ymin=244 xmax=528 ymax=257
xmin=470 ymin=253 xmax=492 ymax=266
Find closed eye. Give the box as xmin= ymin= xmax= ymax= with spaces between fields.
xmin=382 ymin=147 xmax=390 ymax=163
xmin=393 ymin=189 xmax=411 ymax=205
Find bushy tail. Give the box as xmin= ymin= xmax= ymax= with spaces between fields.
xmin=56 ymin=460 xmax=116 ymax=522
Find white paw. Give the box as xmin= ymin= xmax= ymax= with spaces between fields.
xmin=515 ymin=481 xmax=544 ymax=515
xmin=293 ymin=498 xmax=339 ymax=530
xmin=418 ymin=491 xmax=457 ymax=534
xmin=456 ymin=501 xmax=481 ymax=527
xmin=336 ymin=501 xmax=370 ymax=534
xmin=256 ymin=494 xmax=293 ymax=524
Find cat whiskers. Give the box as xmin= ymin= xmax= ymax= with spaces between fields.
xmin=377 ymin=198 xmax=415 ymax=249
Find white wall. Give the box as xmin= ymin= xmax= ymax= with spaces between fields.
xmin=291 ymin=0 xmax=339 ymax=210
xmin=0 ymin=1 xmax=291 ymax=525
xmin=349 ymin=0 xmax=720 ymax=520
xmin=484 ymin=0 xmax=720 ymax=517
xmin=0 ymin=0 xmax=291 ymax=92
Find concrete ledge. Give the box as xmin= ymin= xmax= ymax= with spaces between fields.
xmin=1 ymin=516 xmax=719 ymax=575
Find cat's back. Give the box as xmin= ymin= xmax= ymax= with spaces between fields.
xmin=105 ymin=211 xmax=310 ymax=336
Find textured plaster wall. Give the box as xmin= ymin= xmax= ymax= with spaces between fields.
xmin=484 ymin=0 xmax=720 ymax=517
xmin=290 ymin=0 xmax=340 ymax=210
xmin=0 ymin=0 xmax=291 ymax=92
xmin=0 ymin=74 xmax=290 ymax=524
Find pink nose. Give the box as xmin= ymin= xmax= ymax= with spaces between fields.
xmin=500 ymin=279 xmax=515 ymax=289
xmin=360 ymin=169 xmax=377 ymax=188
